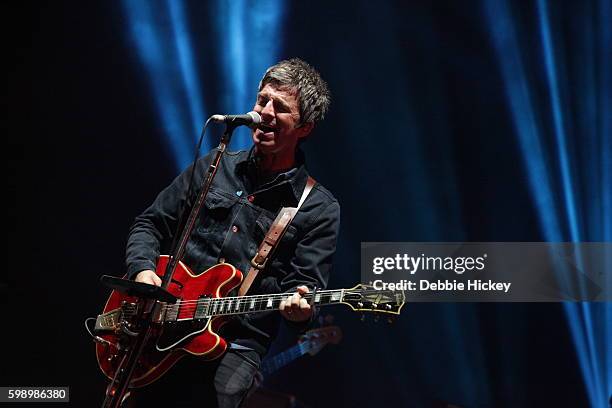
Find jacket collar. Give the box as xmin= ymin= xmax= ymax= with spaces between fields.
xmin=236 ymin=146 xmax=309 ymax=205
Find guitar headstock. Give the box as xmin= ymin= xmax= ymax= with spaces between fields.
xmin=299 ymin=325 xmax=343 ymax=356
xmin=341 ymin=284 xmax=405 ymax=315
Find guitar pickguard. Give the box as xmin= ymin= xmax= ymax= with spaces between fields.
xmin=155 ymin=318 xmax=212 ymax=351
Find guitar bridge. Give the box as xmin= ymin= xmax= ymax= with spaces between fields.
xmin=94 ymin=309 xmax=121 ymax=332
xmin=94 ymin=302 xmax=138 ymax=332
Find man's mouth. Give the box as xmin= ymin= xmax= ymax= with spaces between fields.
xmin=258 ymin=123 xmax=276 ymax=133
xmin=253 ymin=124 xmax=277 ymax=146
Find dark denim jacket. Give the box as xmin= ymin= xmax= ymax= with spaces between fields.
xmin=125 ymin=148 xmax=340 ymax=354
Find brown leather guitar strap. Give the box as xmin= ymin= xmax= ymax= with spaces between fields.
xmin=238 ymin=176 xmax=316 ymax=296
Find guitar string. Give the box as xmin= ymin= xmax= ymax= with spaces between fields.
xmin=120 ymin=301 xmax=397 ymax=318
xmin=116 ymin=289 xmax=400 ymax=318
xmin=147 ymin=289 xmax=393 ymax=307
xmin=117 ymin=289 xmax=396 ymax=312
xmin=157 ymin=290 xmax=395 ymax=311
xmin=119 ymin=298 xmax=400 ymax=319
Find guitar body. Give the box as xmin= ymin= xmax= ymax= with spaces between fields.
xmin=96 ymin=255 xmax=243 ymax=388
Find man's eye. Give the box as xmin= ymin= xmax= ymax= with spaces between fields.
xmin=273 ymin=103 xmax=288 ymax=112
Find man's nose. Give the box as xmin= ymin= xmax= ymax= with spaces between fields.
xmin=261 ymin=100 xmax=275 ymax=119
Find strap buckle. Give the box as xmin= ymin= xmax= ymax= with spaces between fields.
xmin=250 ymin=255 xmax=268 ymax=270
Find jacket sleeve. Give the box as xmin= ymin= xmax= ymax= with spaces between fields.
xmin=125 ymin=161 xmax=203 ymax=279
xmin=280 ymin=200 xmax=340 ymax=293
xmin=279 ymin=200 xmax=341 ymax=330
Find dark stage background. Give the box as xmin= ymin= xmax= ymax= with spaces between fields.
xmin=10 ymin=1 xmax=611 ymax=407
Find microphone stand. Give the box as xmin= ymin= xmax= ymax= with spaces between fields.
xmin=101 ymin=122 xmax=240 ymax=408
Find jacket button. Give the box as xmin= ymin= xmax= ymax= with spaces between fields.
xmin=247 ymin=195 xmax=255 ymax=203
xmin=232 ymin=225 xmax=239 ymax=233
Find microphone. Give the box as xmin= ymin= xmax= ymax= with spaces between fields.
xmin=210 ymin=111 xmax=261 ymax=128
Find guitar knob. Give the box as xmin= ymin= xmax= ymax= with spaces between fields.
xmin=372 ymin=303 xmax=378 ymax=309
xmin=357 ymin=302 xmax=364 ymax=308
xmin=385 ymin=304 xmax=392 ymax=310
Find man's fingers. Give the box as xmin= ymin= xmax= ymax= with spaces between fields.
xmin=291 ymin=293 xmax=301 ymax=309
xmin=135 ymin=270 xmax=162 ymax=287
xmin=279 ymin=288 xmax=314 ymax=320
xmin=280 ymin=295 xmax=293 ymax=312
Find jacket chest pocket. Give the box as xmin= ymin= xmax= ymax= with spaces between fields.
xmin=196 ymin=191 xmax=238 ymax=236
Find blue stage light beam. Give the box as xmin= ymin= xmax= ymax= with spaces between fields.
xmin=597 ymin=0 xmax=612 ymax=400
xmin=167 ymin=0 xmax=209 ymax=151
xmin=485 ymin=0 xmax=611 ymax=405
xmin=536 ymin=0 xmax=580 ymax=242
xmin=483 ymin=0 xmax=563 ymax=242
xmin=537 ymin=1 xmax=610 ymax=405
xmin=123 ymin=1 xmax=215 ymax=170
xmin=212 ymin=0 xmax=286 ymax=151
xmin=597 ymin=0 xmax=612 ymax=240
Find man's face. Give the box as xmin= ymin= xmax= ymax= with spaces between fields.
xmin=251 ymin=84 xmax=313 ymax=157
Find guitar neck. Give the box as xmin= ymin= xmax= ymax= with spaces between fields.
xmin=260 ymin=342 xmax=306 ymax=375
xmin=161 ymin=289 xmax=345 ymax=322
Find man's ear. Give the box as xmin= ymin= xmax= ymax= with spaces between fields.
xmin=297 ymin=122 xmax=314 ymax=140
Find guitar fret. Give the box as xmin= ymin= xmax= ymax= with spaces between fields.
xmin=190 ymin=288 xmax=376 ymax=318
xmin=205 ymin=299 xmax=212 ymax=317
xmin=297 ymin=342 xmax=306 ymax=356
xmin=195 ymin=299 xmax=208 ymax=319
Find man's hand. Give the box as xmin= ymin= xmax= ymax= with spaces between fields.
xmin=134 ymin=270 xmax=162 ymax=286
xmin=279 ymin=285 xmax=313 ymax=322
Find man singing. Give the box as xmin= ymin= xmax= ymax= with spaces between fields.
xmin=126 ymin=58 xmax=340 ymax=407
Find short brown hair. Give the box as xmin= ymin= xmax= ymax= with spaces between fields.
xmin=259 ymin=58 xmax=331 ymax=126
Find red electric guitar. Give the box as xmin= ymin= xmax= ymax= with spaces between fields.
xmin=94 ymin=255 xmax=404 ymax=388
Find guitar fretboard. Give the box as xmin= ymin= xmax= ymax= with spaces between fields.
xmin=261 ymin=342 xmax=306 ymax=375
xmin=160 ymin=290 xmax=344 ymax=322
